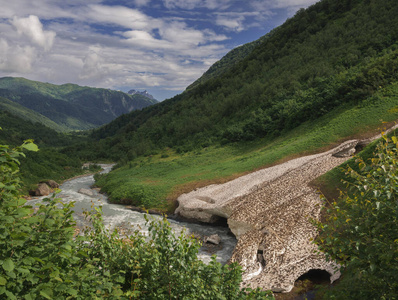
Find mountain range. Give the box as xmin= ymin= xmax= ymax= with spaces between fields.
xmin=0 ymin=77 xmax=157 ymax=131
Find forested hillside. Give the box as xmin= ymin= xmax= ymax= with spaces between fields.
xmin=0 ymin=97 xmax=66 ymax=132
xmin=84 ymin=0 xmax=398 ymax=162
xmin=0 ymin=77 xmax=157 ymax=131
xmin=0 ymin=110 xmax=86 ymax=190
xmin=186 ymin=34 xmax=269 ymax=90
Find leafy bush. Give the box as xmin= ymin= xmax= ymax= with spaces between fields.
xmin=315 ymin=134 xmax=398 ymax=299
xmin=0 ymin=139 xmax=273 ymax=299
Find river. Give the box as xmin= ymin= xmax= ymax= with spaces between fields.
xmin=27 ymin=165 xmax=237 ymax=264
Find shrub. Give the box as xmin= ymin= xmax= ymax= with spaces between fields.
xmin=315 ymin=134 xmax=398 ymax=299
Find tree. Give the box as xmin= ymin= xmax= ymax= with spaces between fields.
xmin=315 ymin=134 xmax=398 ymax=299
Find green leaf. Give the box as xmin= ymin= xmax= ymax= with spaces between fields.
xmin=3 ymin=259 xmax=14 ymax=272
xmin=0 ymin=276 xmax=6 ymax=286
xmin=22 ymin=142 xmax=39 ymax=152
xmin=40 ymin=290 xmax=53 ymax=300
xmin=5 ymin=290 xmax=16 ymax=300
xmin=67 ymin=288 xmax=78 ymax=296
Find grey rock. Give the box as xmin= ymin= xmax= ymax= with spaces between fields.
xmin=78 ymin=188 xmax=94 ymax=196
xmin=204 ymin=234 xmax=221 ymax=245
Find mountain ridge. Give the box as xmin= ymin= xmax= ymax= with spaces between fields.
xmin=128 ymin=89 xmax=156 ymax=101
xmin=0 ymin=77 xmax=158 ymax=131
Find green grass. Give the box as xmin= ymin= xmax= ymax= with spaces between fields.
xmin=312 ymin=127 xmax=397 ymax=203
xmin=97 ymin=83 xmax=398 ymax=213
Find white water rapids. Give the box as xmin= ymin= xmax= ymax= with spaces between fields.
xmin=27 ymin=165 xmax=237 ymax=264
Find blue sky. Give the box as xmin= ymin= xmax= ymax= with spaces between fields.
xmin=0 ymin=0 xmax=319 ymax=101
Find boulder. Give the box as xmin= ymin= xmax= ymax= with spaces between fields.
xmin=40 ymin=180 xmax=59 ymax=189
xmin=78 ymin=188 xmax=94 ymax=197
xmin=204 ymin=234 xmax=221 ymax=245
xmin=35 ymin=183 xmax=51 ymax=196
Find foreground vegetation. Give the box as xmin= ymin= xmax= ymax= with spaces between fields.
xmin=314 ymin=134 xmax=398 ymax=298
xmin=0 ymin=141 xmax=273 ymax=299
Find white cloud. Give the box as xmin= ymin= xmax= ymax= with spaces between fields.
xmin=0 ymin=15 xmax=57 ymax=74
xmin=215 ymin=14 xmax=245 ymax=32
xmin=123 ymin=30 xmax=168 ymax=49
xmin=160 ymin=22 xmax=204 ymax=45
xmin=0 ymin=39 xmax=35 ymax=73
xmin=11 ymin=15 xmax=56 ymax=51
xmin=79 ymin=47 xmax=109 ymax=80
xmin=86 ymin=4 xmax=158 ymax=31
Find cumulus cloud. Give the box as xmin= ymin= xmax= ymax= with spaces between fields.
xmin=0 ymin=38 xmax=36 ymax=73
xmin=79 ymin=47 xmax=109 ymax=80
xmin=11 ymin=15 xmax=56 ymax=51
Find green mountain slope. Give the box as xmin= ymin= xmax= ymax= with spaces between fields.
xmin=72 ymin=0 xmax=398 ymax=210
xmin=0 ymin=77 xmax=158 ymax=131
xmin=186 ymin=34 xmax=269 ymax=90
xmin=0 ymin=97 xmax=67 ymax=132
